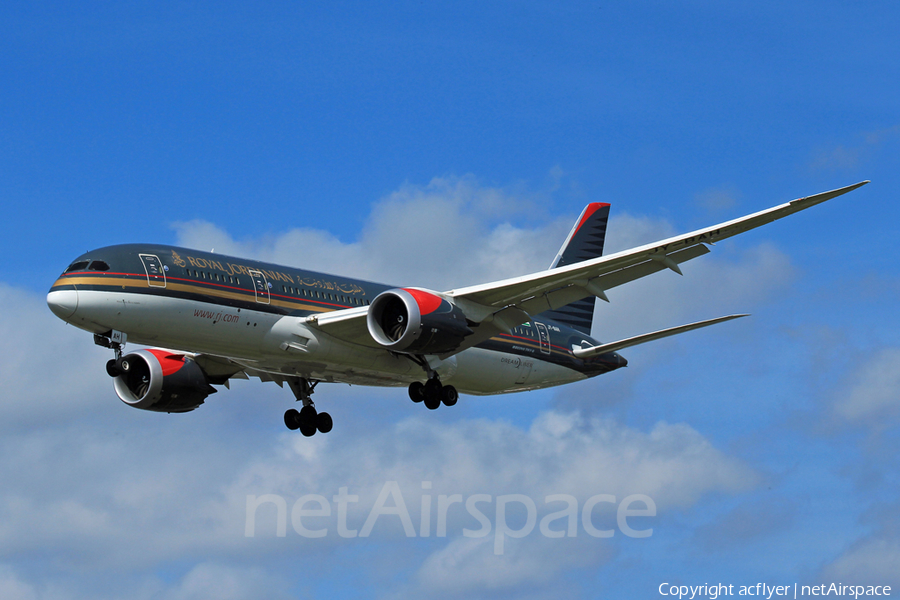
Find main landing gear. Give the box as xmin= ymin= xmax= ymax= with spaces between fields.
xmin=283 ymin=377 xmax=333 ymax=437
xmin=408 ymin=377 xmax=458 ymax=410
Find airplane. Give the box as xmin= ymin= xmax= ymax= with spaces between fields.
xmin=47 ymin=181 xmax=868 ymax=436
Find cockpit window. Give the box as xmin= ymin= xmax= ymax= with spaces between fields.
xmin=88 ymin=260 xmax=110 ymax=271
xmin=64 ymin=260 xmax=90 ymax=273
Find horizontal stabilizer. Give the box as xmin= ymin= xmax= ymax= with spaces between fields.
xmin=572 ymin=314 xmax=749 ymax=358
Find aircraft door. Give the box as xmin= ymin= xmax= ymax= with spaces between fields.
xmin=248 ymin=269 xmax=270 ymax=304
xmin=535 ymin=322 xmax=551 ymax=355
xmin=139 ymin=254 xmax=166 ymax=288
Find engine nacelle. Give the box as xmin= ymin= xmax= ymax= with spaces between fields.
xmin=366 ymin=288 xmax=473 ymax=355
xmin=113 ymin=349 xmax=216 ymax=413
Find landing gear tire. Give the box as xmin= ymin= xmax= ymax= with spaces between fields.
xmin=408 ymin=381 xmax=425 ymax=403
xmin=424 ymin=378 xmax=441 ymax=398
xmin=116 ymin=357 xmax=130 ymax=373
xmin=423 ymin=378 xmax=442 ymax=410
xmin=298 ymin=405 xmax=318 ymax=436
xmin=316 ymin=412 xmax=333 ymax=434
xmin=106 ymin=359 xmax=119 ymax=377
xmin=441 ymin=385 xmax=458 ymax=407
xmin=284 ymin=409 xmax=301 ymax=431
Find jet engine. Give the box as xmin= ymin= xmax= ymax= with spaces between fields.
xmin=111 ymin=349 xmax=216 ymax=413
xmin=366 ymin=288 xmax=473 ymax=354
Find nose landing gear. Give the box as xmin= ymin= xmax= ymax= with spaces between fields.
xmin=97 ymin=331 xmax=129 ymax=377
xmin=106 ymin=356 xmax=131 ymax=377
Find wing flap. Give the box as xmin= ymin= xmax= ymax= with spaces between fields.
xmin=191 ymin=353 xmax=250 ymax=386
xmin=518 ymin=244 xmax=711 ymax=316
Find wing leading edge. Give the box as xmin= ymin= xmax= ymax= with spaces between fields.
xmin=306 ymin=181 xmax=869 ymax=349
xmin=447 ymin=181 xmax=869 ymax=321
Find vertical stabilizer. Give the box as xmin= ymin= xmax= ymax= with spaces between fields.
xmin=540 ymin=202 xmax=610 ymax=334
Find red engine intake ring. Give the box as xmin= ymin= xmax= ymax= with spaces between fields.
xmin=367 ymin=288 xmax=445 ymax=351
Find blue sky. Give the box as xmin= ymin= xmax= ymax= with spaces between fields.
xmin=2 ymin=2 xmax=899 ymax=599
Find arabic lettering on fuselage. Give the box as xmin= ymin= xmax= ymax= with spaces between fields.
xmin=181 ymin=254 xmax=366 ymax=295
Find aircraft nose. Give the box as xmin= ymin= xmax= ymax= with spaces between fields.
xmin=47 ymin=289 xmax=79 ymax=320
xmin=615 ymin=352 xmax=628 ymax=368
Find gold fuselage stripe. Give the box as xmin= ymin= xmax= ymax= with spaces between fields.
xmin=52 ymin=274 xmax=337 ymax=313
xmin=52 ymin=274 xmax=583 ymax=361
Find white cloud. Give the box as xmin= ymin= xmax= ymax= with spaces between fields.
xmin=172 ymin=179 xmax=796 ymax=346
xmin=810 ymin=125 xmax=900 ymax=173
xmin=221 ymin=411 xmax=757 ymax=596
xmin=173 ymin=175 xmax=571 ymax=290
xmin=4 ymin=176 xmax=818 ymax=598
xmin=158 ymin=562 xmax=293 ymax=600
xmin=592 ymin=240 xmax=794 ymax=342
xmin=0 ymin=561 xmax=292 ymax=600
xmin=0 ymin=566 xmax=39 ymax=600
xmin=0 ymin=283 xmax=110 ymax=425
xmin=0 ymin=300 xmax=758 ymax=591
xmin=833 ymin=347 xmax=900 ymax=428
xmin=810 ymin=145 xmax=862 ymax=172
xmin=819 ymin=538 xmax=900 ymax=587
xmin=413 ymin=535 xmax=610 ymax=597
xmin=694 ymin=186 xmax=740 ymax=213
xmin=232 ymin=411 xmax=757 ymax=521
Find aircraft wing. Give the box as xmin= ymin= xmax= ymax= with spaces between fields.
xmin=445 ymin=181 xmax=869 ymax=326
xmin=571 ymin=314 xmax=749 ymax=357
xmin=305 ymin=181 xmax=867 ymax=346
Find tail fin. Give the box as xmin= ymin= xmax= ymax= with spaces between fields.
xmin=540 ymin=202 xmax=611 ymax=334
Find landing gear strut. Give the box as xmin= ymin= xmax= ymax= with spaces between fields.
xmin=408 ymin=377 xmax=458 ymax=410
xmin=284 ymin=377 xmax=333 ymax=436
xmin=96 ymin=331 xmax=128 ymax=378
